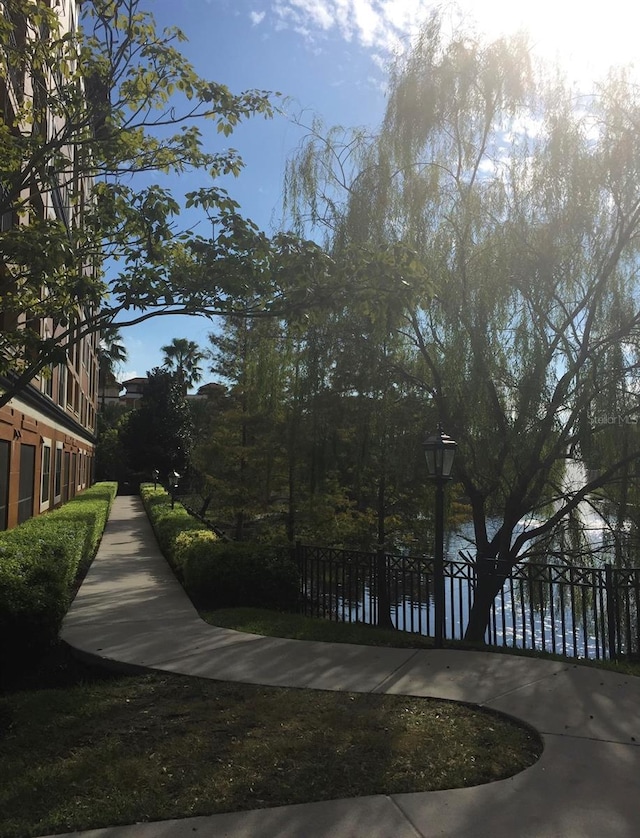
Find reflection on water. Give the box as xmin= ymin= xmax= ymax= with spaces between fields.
xmin=313 ymin=513 xmax=635 ymax=661
xmin=302 ymin=467 xmax=640 ymax=661
xmin=332 ymin=571 xmax=608 ymax=660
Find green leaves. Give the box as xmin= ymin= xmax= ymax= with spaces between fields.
xmin=0 ymin=0 xmax=283 ymax=406
xmin=280 ymin=7 xmax=640 ymax=627
xmin=161 ymin=337 xmax=205 ymax=394
xmin=119 ymin=367 xmax=194 ymax=476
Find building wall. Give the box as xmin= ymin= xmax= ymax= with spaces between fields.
xmin=0 ymin=397 xmax=94 ymax=530
xmin=0 ymin=0 xmax=98 ymax=530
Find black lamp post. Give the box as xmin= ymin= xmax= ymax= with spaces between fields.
xmin=169 ymin=470 xmax=180 ymax=509
xmin=423 ymin=424 xmax=457 ymax=648
xmin=152 ymin=468 xmax=159 ymax=490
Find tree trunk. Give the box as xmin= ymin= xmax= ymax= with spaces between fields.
xmin=234 ymin=509 xmax=244 ymax=542
xmin=464 ymin=557 xmax=510 ymax=643
xmin=375 ymin=548 xmax=395 ymax=630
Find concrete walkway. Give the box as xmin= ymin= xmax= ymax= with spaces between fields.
xmin=52 ymin=496 xmax=640 ymax=837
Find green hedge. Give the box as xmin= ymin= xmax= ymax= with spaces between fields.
xmin=139 ymin=484 xmax=207 ymax=574
xmin=182 ymin=542 xmax=300 ymax=611
xmin=140 ymin=484 xmax=299 ymax=611
xmin=0 ymin=482 xmax=117 ymax=666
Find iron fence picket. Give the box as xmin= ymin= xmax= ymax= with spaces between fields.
xmin=591 ymin=572 xmax=600 ymax=660
xmin=597 ymin=575 xmax=607 ymax=660
xmin=618 ymin=573 xmax=632 ymax=650
xmin=549 ymin=572 xmax=557 ymax=655
xmin=518 ymin=575 xmax=527 ymax=651
xmin=559 ymin=581 xmax=568 ymax=658
xmin=634 ymin=571 xmax=640 ymax=657
xmin=497 ymin=577 xmax=506 ymax=649
xmin=624 ymin=571 xmax=633 ymax=657
xmin=614 ymin=568 xmax=623 ymax=659
xmin=569 ymin=571 xmax=578 ymax=656
xmin=456 ymin=567 xmax=466 ymax=641
xmin=505 ymin=575 xmax=515 ymax=650
xmin=580 ymin=587 xmax=588 ymax=657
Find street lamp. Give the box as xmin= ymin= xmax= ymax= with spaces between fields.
xmin=169 ymin=470 xmax=180 ymax=509
xmin=152 ymin=468 xmax=159 ymax=490
xmin=423 ymin=424 xmax=457 ymax=648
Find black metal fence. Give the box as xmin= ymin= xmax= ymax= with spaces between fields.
xmin=295 ymin=544 xmax=640 ymax=661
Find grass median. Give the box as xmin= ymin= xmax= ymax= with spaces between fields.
xmin=0 ymin=640 xmax=541 ymax=838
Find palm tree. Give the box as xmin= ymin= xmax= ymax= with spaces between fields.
xmin=161 ymin=337 xmax=205 ymax=394
xmin=98 ymin=326 xmax=128 ymax=408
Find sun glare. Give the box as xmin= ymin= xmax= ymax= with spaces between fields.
xmin=466 ymin=0 xmax=640 ymax=86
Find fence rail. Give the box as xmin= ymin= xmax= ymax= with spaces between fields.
xmin=295 ymin=544 xmax=640 ymax=661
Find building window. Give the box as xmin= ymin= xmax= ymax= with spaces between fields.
xmin=54 ymin=443 xmax=62 ymax=503
xmin=57 ymin=363 xmax=66 ymax=406
xmin=66 ymin=372 xmax=73 ymax=407
xmin=71 ymin=452 xmax=77 ymax=495
xmin=42 ymin=364 xmax=53 ymax=398
xmin=18 ymin=444 xmax=36 ymax=524
xmin=62 ymin=450 xmax=70 ymax=502
xmin=41 ymin=440 xmax=51 ymax=510
xmin=0 ymin=440 xmax=9 ymax=531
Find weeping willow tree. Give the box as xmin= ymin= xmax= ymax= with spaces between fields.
xmin=284 ymin=11 xmax=640 ymax=641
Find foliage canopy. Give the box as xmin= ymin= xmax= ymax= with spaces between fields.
xmin=0 ymin=0 xmax=328 ymax=407
xmin=283 ymin=10 xmax=640 ymax=639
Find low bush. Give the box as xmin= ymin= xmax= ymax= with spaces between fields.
xmin=173 ymin=529 xmax=218 ymax=573
xmin=183 ymin=542 xmax=300 ymax=611
xmin=139 ymin=483 xmax=206 ymax=574
xmin=0 ymin=482 xmax=116 ymax=668
xmin=140 ymin=484 xmax=299 ymax=611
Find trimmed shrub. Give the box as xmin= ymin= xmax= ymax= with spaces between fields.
xmin=140 ymin=483 xmax=299 ymax=611
xmin=173 ymin=529 xmax=218 ymax=573
xmin=139 ymin=483 xmax=207 ymax=574
xmin=182 ymin=542 xmax=300 ymax=611
xmin=0 ymin=482 xmax=117 ymax=667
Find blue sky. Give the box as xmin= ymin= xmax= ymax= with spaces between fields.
xmin=117 ymin=0 xmax=395 ymax=383
xmin=115 ymin=0 xmax=640 ymax=386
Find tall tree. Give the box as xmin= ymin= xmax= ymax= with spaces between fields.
xmin=284 ymin=11 xmax=640 ymax=641
xmin=0 ymin=0 xmax=302 ymax=408
xmin=97 ymin=325 xmax=127 ymax=406
xmin=161 ymin=337 xmax=205 ymax=394
xmin=98 ymin=326 xmax=128 ymax=374
xmin=119 ymin=367 xmax=193 ymax=478
xmin=197 ymin=316 xmax=290 ymax=540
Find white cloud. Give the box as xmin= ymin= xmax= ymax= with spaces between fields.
xmin=119 ymin=369 xmax=139 ymax=383
xmin=271 ymin=0 xmax=431 ymax=52
xmin=250 ymin=10 xmax=267 ymax=25
xmin=270 ymin=1 xmax=640 ymax=85
xmin=274 ymin=0 xmax=334 ymax=32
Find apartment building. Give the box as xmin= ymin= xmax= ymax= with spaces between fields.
xmin=0 ymin=0 xmax=98 ymax=530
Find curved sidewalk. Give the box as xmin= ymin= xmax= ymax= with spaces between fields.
xmin=55 ymin=496 xmax=640 ymax=838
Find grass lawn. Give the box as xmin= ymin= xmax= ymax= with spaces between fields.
xmin=202 ymin=607 xmax=437 ymax=648
xmin=0 ymin=642 xmax=541 ymax=838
